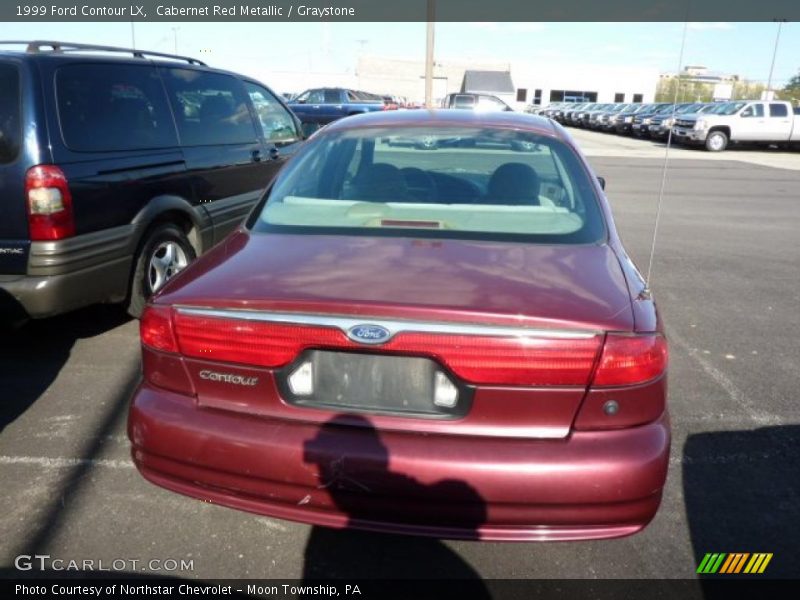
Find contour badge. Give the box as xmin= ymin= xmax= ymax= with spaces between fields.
xmin=347 ymin=324 xmax=392 ymax=345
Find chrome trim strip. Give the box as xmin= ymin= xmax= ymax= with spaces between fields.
xmin=174 ymin=307 xmax=599 ymax=341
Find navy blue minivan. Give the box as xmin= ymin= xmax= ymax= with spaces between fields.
xmin=0 ymin=41 xmax=304 ymax=322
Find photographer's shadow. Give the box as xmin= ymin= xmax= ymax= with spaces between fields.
xmin=683 ymin=424 xmax=800 ymax=579
xmin=301 ymin=414 xmax=489 ymax=588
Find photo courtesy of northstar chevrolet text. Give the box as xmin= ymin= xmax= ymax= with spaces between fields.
xmin=0 ymin=0 xmax=799 ymax=597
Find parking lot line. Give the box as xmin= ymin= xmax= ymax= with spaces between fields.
xmin=667 ymin=328 xmax=782 ymax=426
xmin=0 ymin=455 xmax=133 ymax=469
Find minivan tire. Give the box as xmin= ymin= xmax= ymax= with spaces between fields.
xmin=705 ymin=130 xmax=728 ymax=152
xmin=126 ymin=223 xmax=196 ymax=318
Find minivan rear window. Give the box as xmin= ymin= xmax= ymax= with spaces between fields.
xmin=56 ymin=63 xmax=178 ymax=152
xmin=162 ymin=69 xmax=257 ymax=146
xmin=0 ymin=63 xmax=21 ymax=164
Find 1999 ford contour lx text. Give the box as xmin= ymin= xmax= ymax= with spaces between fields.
xmin=128 ymin=110 xmax=670 ymax=542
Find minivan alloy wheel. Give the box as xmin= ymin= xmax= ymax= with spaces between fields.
xmin=126 ymin=223 xmax=196 ymax=318
xmin=148 ymin=241 xmax=189 ymax=293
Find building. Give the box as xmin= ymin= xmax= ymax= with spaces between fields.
xmin=248 ymin=54 xmax=659 ymax=108
xmin=354 ymin=55 xmax=658 ymax=108
xmin=510 ymin=62 xmax=658 ymax=108
xmin=660 ymin=65 xmax=740 ymax=84
xmin=461 ymin=70 xmax=516 ymax=106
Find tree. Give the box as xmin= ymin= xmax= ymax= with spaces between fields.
xmin=780 ymin=73 xmax=800 ymax=105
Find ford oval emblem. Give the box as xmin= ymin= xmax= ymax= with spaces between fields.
xmin=347 ymin=324 xmax=392 ymax=345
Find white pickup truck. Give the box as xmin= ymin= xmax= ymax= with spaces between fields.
xmin=671 ymin=100 xmax=800 ymax=152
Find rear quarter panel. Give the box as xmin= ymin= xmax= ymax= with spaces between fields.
xmin=0 ymin=56 xmax=52 ymax=272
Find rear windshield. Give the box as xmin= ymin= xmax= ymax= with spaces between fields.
xmin=0 ymin=63 xmax=20 ymax=164
xmin=56 ymin=63 xmax=178 ymax=152
xmin=252 ymin=126 xmax=606 ymax=244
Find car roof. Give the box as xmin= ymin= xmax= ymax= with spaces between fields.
xmin=323 ymin=109 xmax=559 ymax=137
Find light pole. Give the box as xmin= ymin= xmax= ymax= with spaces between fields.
xmin=424 ymin=0 xmax=435 ymax=108
xmin=766 ymin=19 xmax=787 ymax=97
xmin=356 ymin=39 xmax=368 ymax=89
xmin=171 ymin=27 xmax=180 ymax=55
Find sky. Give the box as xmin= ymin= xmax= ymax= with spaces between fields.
xmin=1 ymin=21 xmax=797 ymax=87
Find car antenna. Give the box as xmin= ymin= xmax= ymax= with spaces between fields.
xmin=646 ymin=19 xmax=690 ymax=287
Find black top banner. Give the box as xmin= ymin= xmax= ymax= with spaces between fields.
xmin=1 ymin=0 xmax=799 ymax=22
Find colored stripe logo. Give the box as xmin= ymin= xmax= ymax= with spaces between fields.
xmin=697 ymin=553 xmax=773 ymax=574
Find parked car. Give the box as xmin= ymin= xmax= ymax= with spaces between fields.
xmin=288 ymin=87 xmax=388 ymax=127
xmin=129 ymin=109 xmax=670 ymax=541
xmin=578 ymin=103 xmax=615 ymax=128
xmin=442 ymin=93 xmax=513 ymax=112
xmin=538 ymin=102 xmax=568 ymax=118
xmin=562 ymin=102 xmax=590 ymax=125
xmin=647 ymin=103 xmax=710 ymax=140
xmin=613 ymin=103 xmax=654 ymax=135
xmin=631 ymin=104 xmax=674 ymax=137
xmin=567 ymin=103 xmax=600 ymax=127
xmin=591 ymin=103 xmax=633 ymax=130
xmin=602 ymin=104 xmax=639 ymax=131
xmin=0 ymin=40 xmax=304 ymax=323
xmin=672 ymin=100 xmax=800 ymax=151
xmin=550 ymin=102 xmax=585 ymax=123
xmin=587 ymin=103 xmax=619 ymax=129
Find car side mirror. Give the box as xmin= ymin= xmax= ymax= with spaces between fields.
xmin=301 ymin=121 xmax=321 ymax=138
xmin=296 ymin=98 xmax=307 ymax=104
xmin=597 ymin=176 xmax=606 ymax=190
xmin=292 ymin=116 xmax=305 ymax=139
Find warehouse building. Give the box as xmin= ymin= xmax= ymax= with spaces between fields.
xmin=255 ymin=55 xmax=659 ymax=108
xmin=354 ymin=55 xmax=659 ymax=108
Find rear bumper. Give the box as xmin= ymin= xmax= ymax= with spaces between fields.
xmin=0 ymin=257 xmax=131 ymax=319
xmin=0 ymin=225 xmax=134 ymax=319
xmin=129 ymin=382 xmax=671 ymax=541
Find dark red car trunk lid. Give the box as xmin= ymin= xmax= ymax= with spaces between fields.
xmin=158 ymin=230 xmax=634 ymax=332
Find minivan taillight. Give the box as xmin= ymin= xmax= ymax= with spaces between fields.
xmin=25 ymin=165 xmax=75 ymax=241
xmin=592 ymin=334 xmax=668 ymax=387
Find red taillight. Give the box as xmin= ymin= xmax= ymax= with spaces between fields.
xmin=173 ymin=313 xmax=603 ymax=387
xmin=592 ymin=334 xmax=668 ymax=387
xmin=388 ymin=332 xmax=600 ymax=386
xmin=175 ymin=316 xmax=346 ymax=367
xmin=25 ymin=165 xmax=75 ymax=241
xmin=141 ymin=305 xmax=179 ymax=354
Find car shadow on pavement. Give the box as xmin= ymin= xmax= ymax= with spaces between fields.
xmin=0 ymin=304 xmax=130 ymax=434
xmin=301 ymin=415 xmax=489 ymax=593
xmin=683 ymin=425 xmax=800 ymax=580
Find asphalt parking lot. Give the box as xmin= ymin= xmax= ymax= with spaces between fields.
xmin=1 ymin=128 xmax=799 ymax=582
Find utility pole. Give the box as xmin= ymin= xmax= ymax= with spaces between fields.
xmin=356 ymin=40 xmax=368 ymax=89
xmin=130 ymin=22 xmax=136 ymax=49
xmin=424 ymin=0 xmax=435 ymax=108
xmin=766 ymin=19 xmax=786 ymax=98
xmin=171 ymin=27 xmax=180 ymax=55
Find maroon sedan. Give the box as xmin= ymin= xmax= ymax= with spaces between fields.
xmin=128 ymin=110 xmax=669 ymax=541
